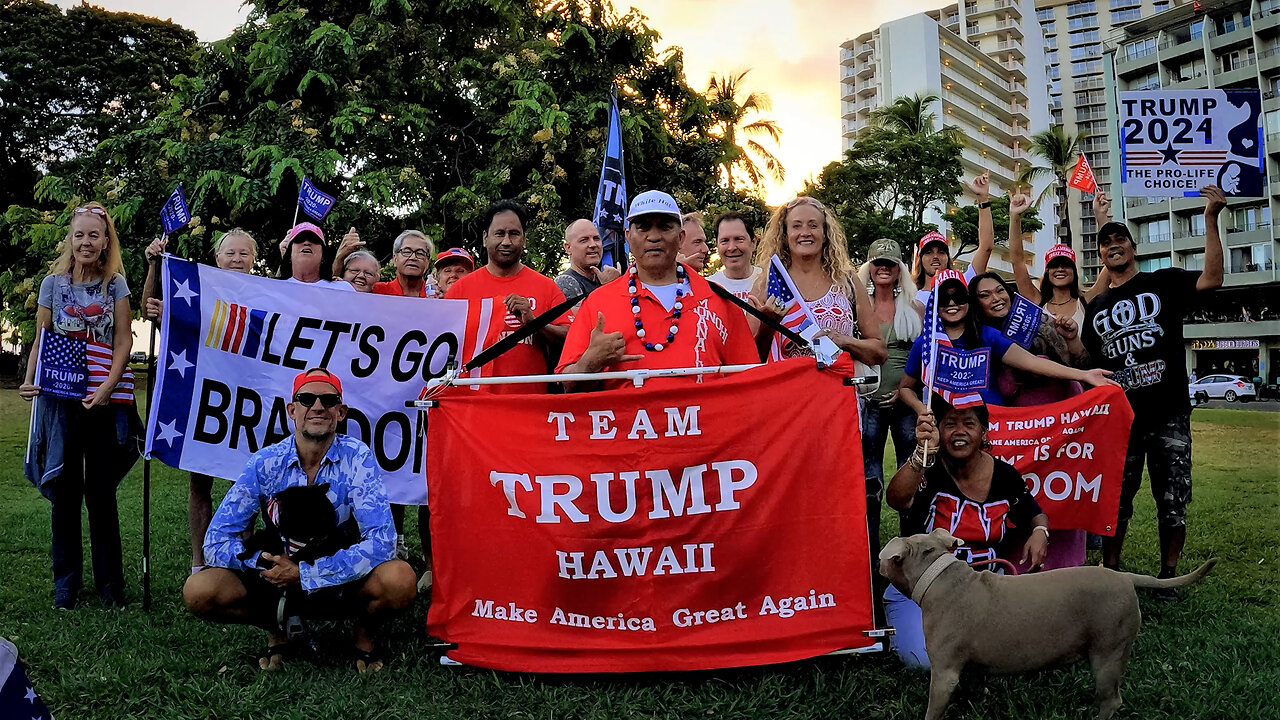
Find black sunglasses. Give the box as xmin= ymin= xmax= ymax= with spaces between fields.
xmin=939 ymin=293 xmax=968 ymax=307
xmin=871 ymin=259 xmax=897 ymax=268
xmin=293 ymin=392 xmax=342 ymax=409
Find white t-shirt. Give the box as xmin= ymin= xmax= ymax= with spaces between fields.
xmin=708 ymin=267 xmax=762 ymax=301
xmin=916 ymin=266 xmax=976 ymax=305
xmin=647 ymin=281 xmax=681 ymax=311
xmin=286 ymin=277 xmax=356 ymax=292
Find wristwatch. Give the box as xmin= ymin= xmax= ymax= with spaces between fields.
xmin=977 ymin=200 xmax=993 ymax=209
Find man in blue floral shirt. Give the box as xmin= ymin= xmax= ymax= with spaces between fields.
xmin=183 ymin=368 xmax=416 ymax=672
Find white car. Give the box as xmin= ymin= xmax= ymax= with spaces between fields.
xmin=1188 ymin=374 xmax=1256 ymax=403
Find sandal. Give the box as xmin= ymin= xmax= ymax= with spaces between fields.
xmin=258 ymin=641 xmax=294 ymax=671
xmin=354 ymin=647 xmax=384 ymax=674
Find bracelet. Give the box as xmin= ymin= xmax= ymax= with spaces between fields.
xmin=1033 ymin=525 xmax=1050 ymax=540
xmin=910 ymin=444 xmax=936 ymax=470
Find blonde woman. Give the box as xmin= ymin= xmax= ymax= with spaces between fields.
xmin=141 ymin=228 xmax=258 ymax=575
xmin=21 ymin=203 xmax=140 ymax=609
xmin=856 ymin=238 xmax=923 ymax=553
xmin=752 ymin=196 xmax=887 ymax=368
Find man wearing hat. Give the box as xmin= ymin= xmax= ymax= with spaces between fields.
xmin=277 ymin=222 xmax=355 ymax=290
xmin=557 ymin=190 xmax=758 ymax=390
xmin=432 ymin=248 xmax=474 ymax=295
xmin=555 ymin=218 xmax=622 ymax=309
xmin=184 ymin=368 xmax=416 ymax=673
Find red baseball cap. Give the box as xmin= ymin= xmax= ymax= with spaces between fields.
xmin=917 ymin=231 xmax=949 ymax=254
xmin=435 ymin=247 xmax=474 ymax=270
xmin=1045 ymin=244 xmax=1076 ymax=264
xmin=292 ymin=367 xmax=343 ymax=397
xmin=934 ymin=268 xmax=966 ymax=290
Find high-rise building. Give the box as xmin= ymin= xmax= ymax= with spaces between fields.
xmin=1035 ymin=0 xmax=1185 ymax=280
xmin=839 ymin=1 xmax=1056 ymax=274
xmin=1104 ymin=0 xmax=1279 ymax=387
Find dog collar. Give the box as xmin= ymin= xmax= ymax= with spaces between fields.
xmin=912 ymin=552 xmax=962 ymax=605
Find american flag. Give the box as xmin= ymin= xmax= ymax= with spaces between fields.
xmin=767 ymin=256 xmax=816 ymax=335
xmin=921 ymin=280 xmax=984 ymax=408
xmin=38 ymin=330 xmax=134 ymax=404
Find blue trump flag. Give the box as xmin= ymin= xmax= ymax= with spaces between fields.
xmin=1002 ymin=292 xmax=1044 ymax=349
xmin=34 ymin=329 xmax=88 ymax=401
xmin=298 ymin=177 xmax=336 ymax=221
xmin=159 ymin=184 xmax=191 ymax=236
xmin=594 ymin=91 xmax=628 ymax=268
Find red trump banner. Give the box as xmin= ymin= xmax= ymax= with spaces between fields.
xmin=1067 ymin=152 xmax=1098 ymax=193
xmin=987 ymin=386 xmax=1134 ymax=535
xmin=426 ymin=359 xmax=875 ymax=672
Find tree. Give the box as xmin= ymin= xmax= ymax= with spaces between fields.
xmin=704 ymin=69 xmax=783 ymax=192
xmin=2 ymin=0 xmax=744 ymax=345
xmin=948 ymin=195 xmax=1044 ymax=264
xmin=1017 ymin=125 xmax=1079 ymax=249
xmin=804 ymin=111 xmax=964 ymax=260
xmin=870 ymin=92 xmax=956 ymax=138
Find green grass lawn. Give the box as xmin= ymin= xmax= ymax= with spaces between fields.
xmin=1 ymin=392 xmax=1277 ymax=719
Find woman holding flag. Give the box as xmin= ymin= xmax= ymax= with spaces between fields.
xmin=1007 ymin=191 xmax=1112 ymax=326
xmin=752 ymin=196 xmax=887 ymax=366
xmin=897 ymin=270 xmax=1115 ymax=417
xmin=141 ymin=228 xmax=261 ymax=575
xmin=20 ymin=202 xmax=141 ymax=609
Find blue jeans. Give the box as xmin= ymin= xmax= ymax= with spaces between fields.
xmin=884 ymin=584 xmax=930 ymax=670
xmin=51 ymin=404 xmax=125 ymax=599
xmin=861 ymin=399 xmax=917 ymax=552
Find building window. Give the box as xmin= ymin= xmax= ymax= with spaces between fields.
xmin=1071 ymin=44 xmax=1101 ymax=60
xmin=1072 ymin=59 xmax=1104 ymax=75
xmin=1067 ymin=1 xmax=1097 ymax=16
xmin=1229 ymin=244 xmax=1274 ymax=273
xmin=1183 ymin=252 xmax=1204 ymax=271
xmin=1153 ymin=1 xmax=1169 ymax=11
xmin=1046 ymin=49 xmax=1059 ymax=64
xmin=1124 ymin=38 xmax=1156 ymax=60
xmin=1037 ymin=7 xmax=1056 ymax=21
xmin=1138 ymin=220 xmax=1171 ymax=243
xmin=1068 ymin=15 xmax=1099 ymax=30
xmin=1111 ymin=8 xmax=1142 ymax=24
xmin=1139 ymin=257 xmax=1172 ymax=272
xmin=1108 ymin=0 xmax=1138 ymax=8
xmin=1069 ymin=29 xmax=1102 ymax=45
xmin=1042 ymin=20 xmax=1057 ymax=35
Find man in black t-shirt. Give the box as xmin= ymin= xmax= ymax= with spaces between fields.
xmin=1084 ymin=185 xmax=1225 ymax=588
xmin=555 ymin=219 xmax=621 ymax=309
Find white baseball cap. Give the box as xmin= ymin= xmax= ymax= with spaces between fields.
xmin=626 ymin=190 xmax=682 ymax=222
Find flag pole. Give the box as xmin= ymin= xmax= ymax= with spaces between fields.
xmin=141 ymin=239 xmax=164 ymax=612
xmin=922 ymin=291 xmax=942 ymax=460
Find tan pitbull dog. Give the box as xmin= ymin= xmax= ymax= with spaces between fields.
xmin=879 ymin=529 xmax=1216 ymax=720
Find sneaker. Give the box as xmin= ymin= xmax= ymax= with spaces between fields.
xmin=101 ymin=585 xmax=128 ymax=609
xmin=417 ymin=570 xmax=433 ymax=594
xmin=54 ymin=589 xmax=77 ymax=610
xmin=395 ymin=538 xmax=410 ymax=561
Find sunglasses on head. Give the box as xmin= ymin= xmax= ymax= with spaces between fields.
xmin=74 ymin=206 xmax=107 ymax=216
xmin=293 ymin=392 xmax=342 ymax=409
xmin=786 ymin=196 xmax=825 ymax=211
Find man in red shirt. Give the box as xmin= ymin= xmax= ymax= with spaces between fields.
xmin=372 ymin=230 xmax=435 ymax=297
xmin=558 ymin=190 xmax=758 ymax=391
xmin=444 ymin=200 xmax=569 ymax=393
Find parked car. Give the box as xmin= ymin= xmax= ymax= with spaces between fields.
xmin=1187 ymin=374 xmax=1256 ymax=403
xmin=129 ymin=351 xmax=147 ymax=365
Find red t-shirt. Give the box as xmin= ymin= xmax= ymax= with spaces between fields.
xmin=557 ymin=267 xmax=759 ymax=390
xmin=372 ymin=279 xmax=428 ymax=297
xmin=445 ymin=265 xmax=569 ymax=393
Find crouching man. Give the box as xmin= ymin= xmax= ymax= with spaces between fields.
xmin=183 ymin=368 xmax=416 ymax=673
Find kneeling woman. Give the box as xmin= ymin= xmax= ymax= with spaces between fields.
xmin=898 ymin=270 xmax=1114 ymax=415
xmin=882 ymin=398 xmax=1050 ymax=669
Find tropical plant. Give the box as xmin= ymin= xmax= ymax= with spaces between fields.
xmin=704 ymin=70 xmax=783 ymax=192
xmin=949 ymin=194 xmax=1044 ymax=262
xmin=1017 ymin=125 xmax=1080 ymax=248
xmin=870 ymin=92 xmax=958 ymax=139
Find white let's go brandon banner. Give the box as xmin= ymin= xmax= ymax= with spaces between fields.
xmin=144 ymin=256 xmax=479 ymax=504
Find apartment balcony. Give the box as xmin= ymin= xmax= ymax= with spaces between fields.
xmin=1135 ymin=239 xmax=1173 ymax=256
xmin=1268 ymin=132 xmax=1280 ymax=155
xmin=1255 ymin=6 xmax=1280 ymax=33
xmin=942 ymin=90 xmax=1015 ymax=137
xmin=968 ymin=1 xmax=1021 ymax=19
xmin=1210 ymin=24 xmax=1254 ymax=51
xmin=1261 ymin=47 xmax=1280 ymax=75
xmin=841 ymin=101 xmax=858 ymax=120
xmin=994 ymin=0 xmax=1021 ymax=17
xmin=1002 ymin=60 xmax=1027 ymax=79
xmin=1124 ymin=197 xmax=1170 ymax=220
xmin=1158 ymin=34 xmax=1204 ymax=61
xmin=1223 ymin=226 xmax=1274 ymax=248
xmin=960 ymin=147 xmax=1017 ymax=185
xmin=1216 ymin=62 xmax=1258 ymax=87
xmin=1167 ymin=71 xmax=1210 ymax=90
xmin=1115 ymin=49 xmax=1159 ymax=75
xmin=996 ymin=38 xmax=1026 ymax=60
xmin=1075 ymin=76 xmax=1106 ymax=91
xmin=856 ymin=62 xmax=875 ymax=78
xmin=1222 ymin=270 xmax=1276 ymax=287
xmin=1172 ymin=231 xmax=1206 ymax=252
xmin=1010 ymin=81 xmax=1029 ymax=100
xmin=858 ymin=80 xmax=877 ymax=98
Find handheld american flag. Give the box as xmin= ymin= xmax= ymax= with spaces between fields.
xmin=922 ymin=269 xmax=984 ymax=408
xmin=36 ymin=329 xmax=134 ymax=404
xmin=766 ymin=256 xmax=841 ymax=364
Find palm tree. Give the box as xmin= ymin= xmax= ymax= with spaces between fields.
xmin=1018 ymin=126 xmax=1080 ymax=249
xmin=871 ymin=92 xmax=955 ymax=138
xmin=705 ymin=70 xmax=784 ymax=191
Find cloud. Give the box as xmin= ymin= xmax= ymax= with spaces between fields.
xmin=628 ymin=0 xmax=939 ymax=204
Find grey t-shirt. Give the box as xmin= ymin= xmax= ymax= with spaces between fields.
xmin=38 ymin=273 xmax=130 ymax=346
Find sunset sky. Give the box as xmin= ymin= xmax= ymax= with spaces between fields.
xmin=55 ymin=0 xmax=940 ymax=204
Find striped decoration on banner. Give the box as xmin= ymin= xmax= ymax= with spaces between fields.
xmin=87 ymin=340 xmax=135 ymax=404
xmin=204 ymin=300 xmax=275 ymax=358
